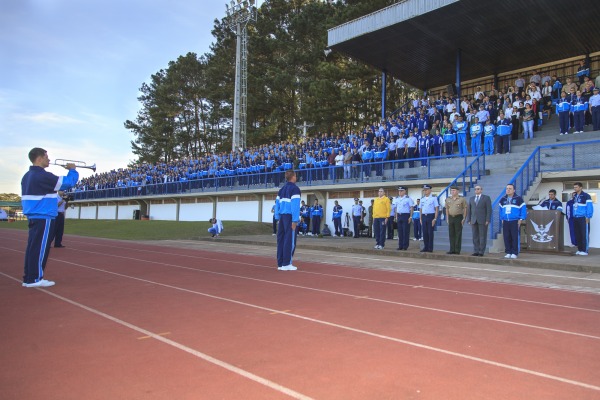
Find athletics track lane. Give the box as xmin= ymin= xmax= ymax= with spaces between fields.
xmin=1 ymin=231 xmax=599 ymax=399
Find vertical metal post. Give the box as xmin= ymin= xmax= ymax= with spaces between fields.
xmin=232 ymin=23 xmax=242 ymax=152
xmin=381 ymin=70 xmax=387 ymax=121
xmin=455 ymin=49 xmax=461 ymax=108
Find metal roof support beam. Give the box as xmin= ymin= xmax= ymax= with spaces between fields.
xmin=455 ymin=48 xmax=462 ymax=107
xmin=381 ymin=70 xmax=387 ymax=122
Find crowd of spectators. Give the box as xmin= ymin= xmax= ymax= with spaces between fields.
xmin=73 ymin=63 xmax=599 ymax=197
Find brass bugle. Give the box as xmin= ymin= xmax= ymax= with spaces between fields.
xmin=52 ymin=159 xmax=96 ymax=172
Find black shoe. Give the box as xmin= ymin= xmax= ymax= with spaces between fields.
xmin=471 ymin=253 xmax=479 ymax=256
xmin=446 ymin=251 xmax=454 ymax=254
xmin=396 ymin=247 xmax=401 ymax=250
xmin=478 ymin=253 xmax=484 ymax=256
xmin=420 ymin=249 xmax=427 ymax=253
xmin=54 ymin=245 xmax=65 ymax=248
xmin=455 ymin=252 xmax=460 ymax=255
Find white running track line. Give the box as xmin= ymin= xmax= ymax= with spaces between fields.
xmin=0 ymin=271 xmax=314 ymax=400
xmin=3 ymin=244 xmax=599 ymax=338
xmin=36 ymin=240 xmax=600 ymax=313
xmin=2 ymin=265 xmax=598 ymax=392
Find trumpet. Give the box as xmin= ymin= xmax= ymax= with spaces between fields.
xmin=52 ymin=159 xmax=96 ymax=172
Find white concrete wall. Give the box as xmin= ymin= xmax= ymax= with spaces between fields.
xmin=65 ymin=207 xmax=78 ymax=219
xmin=98 ymin=206 xmax=116 ymax=220
xmin=149 ymin=204 xmax=177 ymax=220
xmin=180 ymin=203 xmax=213 ymax=221
xmin=218 ymin=201 xmax=259 ymax=222
xmin=80 ymin=206 xmax=97 ymax=220
xmin=118 ymin=205 xmax=140 ymax=220
xmin=262 ymin=200 xmax=277 ymax=224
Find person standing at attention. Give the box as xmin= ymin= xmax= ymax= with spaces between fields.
xmin=419 ymin=184 xmax=439 ymax=253
xmin=572 ymin=182 xmax=594 ymax=256
xmin=332 ymin=200 xmax=343 ymax=238
xmin=444 ymin=186 xmax=467 ymax=255
xmin=372 ymin=188 xmax=391 ymax=250
xmin=274 ymin=170 xmax=301 ymax=270
xmin=467 ymin=185 xmax=492 ymax=256
xmin=21 ymin=147 xmax=79 ymax=288
xmin=53 ymin=191 xmax=68 ymax=248
xmin=499 ymin=183 xmax=526 ymax=259
xmin=395 ymin=186 xmax=414 ymax=251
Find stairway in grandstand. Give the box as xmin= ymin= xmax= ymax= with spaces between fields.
xmin=432 ymin=115 xmax=600 ymax=253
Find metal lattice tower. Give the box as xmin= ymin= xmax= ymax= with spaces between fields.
xmin=225 ymin=0 xmax=256 ymax=152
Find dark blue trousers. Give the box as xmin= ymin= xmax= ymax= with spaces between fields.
xmin=311 ymin=216 xmax=321 ymax=235
xmin=373 ymin=218 xmax=386 ymax=247
xmin=413 ymin=218 xmax=422 ymax=240
xmin=276 ymin=214 xmax=296 ymax=267
xmin=54 ymin=212 xmax=65 ymax=246
xmin=333 ymin=217 xmax=342 ymax=236
xmin=502 ymin=220 xmax=520 ymax=255
xmin=397 ymin=214 xmax=411 ymax=250
xmin=24 ymin=218 xmax=55 ymax=284
xmin=421 ymin=214 xmax=435 ymax=251
xmin=559 ymin=111 xmax=570 ymax=134
xmin=573 ymin=217 xmax=589 ymax=253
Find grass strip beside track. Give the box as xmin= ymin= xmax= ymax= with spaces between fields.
xmin=0 ymin=220 xmax=272 ymax=240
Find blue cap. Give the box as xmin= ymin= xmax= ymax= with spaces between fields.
xmin=423 ymin=184 xmax=432 ymax=189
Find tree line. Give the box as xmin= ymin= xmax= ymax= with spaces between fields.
xmin=125 ymin=0 xmax=416 ymax=165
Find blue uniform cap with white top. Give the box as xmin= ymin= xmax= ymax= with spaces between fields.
xmin=398 ymin=186 xmax=407 ymax=191
xmin=594 ymin=87 xmax=599 ymax=91
xmin=422 ymin=184 xmax=432 ymax=189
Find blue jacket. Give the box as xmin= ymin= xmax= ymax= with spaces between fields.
xmin=21 ymin=167 xmax=79 ymax=219
xmin=310 ymin=205 xmax=323 ymax=218
xmin=275 ymin=182 xmax=301 ymax=223
xmin=332 ymin=205 xmax=343 ymax=219
xmin=499 ymin=195 xmax=527 ymax=221
xmin=572 ymin=191 xmax=594 ymax=218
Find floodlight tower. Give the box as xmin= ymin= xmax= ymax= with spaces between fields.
xmin=225 ymin=0 xmax=257 ymax=152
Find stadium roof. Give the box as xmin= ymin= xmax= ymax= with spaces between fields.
xmin=327 ymin=0 xmax=600 ymax=90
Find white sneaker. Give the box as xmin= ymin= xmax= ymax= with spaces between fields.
xmin=272 ymin=233 xmax=276 ymax=236
xmin=510 ymin=254 xmax=517 ymax=259
xmin=419 ymin=238 xmax=423 ymax=241
xmin=575 ymin=251 xmax=582 ymax=255
xmin=22 ymin=279 xmax=55 ymax=288
xmin=280 ymin=264 xmax=297 ymax=271
xmin=412 ymin=238 xmax=417 ymax=241
xmin=307 ymin=232 xmax=313 ymax=236
xmin=504 ymin=254 xmax=511 ymax=259
xmin=560 ymin=133 xmax=564 ymax=135
xmin=373 ymin=245 xmax=380 ymax=249
xmin=577 ymin=251 xmax=588 ymax=256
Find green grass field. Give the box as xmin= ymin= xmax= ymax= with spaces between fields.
xmin=0 ymin=219 xmax=272 ymax=240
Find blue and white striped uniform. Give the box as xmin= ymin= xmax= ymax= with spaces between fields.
xmin=499 ymin=194 xmax=526 ymax=256
xmin=572 ymin=190 xmax=594 ymax=253
xmin=21 ymin=166 xmax=79 ymax=284
xmin=275 ymin=180 xmax=301 ymax=268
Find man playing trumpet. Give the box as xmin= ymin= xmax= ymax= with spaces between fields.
xmin=21 ymin=148 xmax=79 ymax=287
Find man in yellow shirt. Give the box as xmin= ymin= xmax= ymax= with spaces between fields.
xmin=373 ymin=188 xmax=391 ymax=249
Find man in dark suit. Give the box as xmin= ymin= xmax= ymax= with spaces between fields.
xmin=466 ymin=185 xmax=492 ymax=256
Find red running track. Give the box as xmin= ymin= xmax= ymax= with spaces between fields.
xmin=1 ymin=230 xmax=599 ymax=399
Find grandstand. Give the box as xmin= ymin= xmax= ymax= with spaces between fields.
xmin=67 ymin=0 xmax=600 ymax=252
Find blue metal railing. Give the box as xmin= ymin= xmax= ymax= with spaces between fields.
xmin=436 ymin=154 xmax=486 ymax=226
xmin=71 ymin=152 xmax=471 ymax=201
xmin=489 ymin=140 xmax=600 ymax=240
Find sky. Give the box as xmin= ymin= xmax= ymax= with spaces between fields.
xmin=0 ymin=0 xmax=237 ymax=194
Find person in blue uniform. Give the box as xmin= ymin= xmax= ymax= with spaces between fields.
xmin=394 ymin=186 xmax=414 ymax=250
xmin=310 ymin=199 xmax=323 ymax=235
xmin=572 ymin=182 xmax=594 ymax=256
xmin=332 ymin=200 xmax=343 ymax=237
xmin=454 ymin=115 xmax=468 ymax=156
xmin=21 ymin=148 xmax=79 ymax=287
xmin=351 ymin=198 xmax=363 ymax=238
xmin=417 ymin=131 xmax=429 ymax=167
xmin=556 ymin=91 xmax=572 ymax=135
xmin=590 ymin=87 xmax=600 ymax=131
xmin=483 ymin=120 xmax=495 ymax=155
xmin=300 ymin=200 xmax=310 ymax=235
xmin=499 ymin=183 xmax=526 ymax=259
xmin=412 ymin=199 xmax=421 ymax=241
xmin=539 ymin=189 xmax=563 ymax=211
xmin=496 ymin=112 xmax=512 ymax=154
xmin=419 ymin=184 xmax=439 ymax=252
xmin=565 ymin=192 xmax=578 ymax=248
xmin=443 ymin=122 xmax=455 ymax=157
xmin=274 ymin=170 xmax=301 ymax=270
xmin=571 ymin=90 xmax=588 ymax=134
xmin=469 ymin=117 xmax=483 ymax=156
xmin=406 ymin=131 xmax=418 ymax=168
